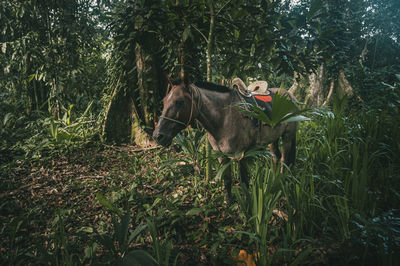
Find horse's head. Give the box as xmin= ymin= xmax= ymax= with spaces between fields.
xmin=153 ymin=79 xmax=195 ymax=147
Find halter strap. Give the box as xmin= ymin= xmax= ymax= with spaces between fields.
xmin=159 ymin=84 xmax=197 ymax=127
xmin=159 ymin=115 xmax=186 ymax=126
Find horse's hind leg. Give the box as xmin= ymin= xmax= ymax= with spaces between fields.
xmin=268 ymin=140 xmax=282 ymax=167
xmin=239 ymin=158 xmax=250 ymax=187
xmin=219 ymin=157 xmax=233 ymax=204
xmin=280 ymin=134 xmax=296 ymax=173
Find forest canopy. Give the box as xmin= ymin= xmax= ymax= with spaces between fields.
xmin=1 ymin=0 xmax=399 ymax=142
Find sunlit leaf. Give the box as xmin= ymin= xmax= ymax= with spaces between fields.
xmin=186 ymin=208 xmax=202 ymax=216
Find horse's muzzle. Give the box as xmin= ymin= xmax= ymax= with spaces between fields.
xmin=153 ymin=131 xmax=172 ymax=147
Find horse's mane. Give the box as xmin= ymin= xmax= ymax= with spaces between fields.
xmin=193 ymin=81 xmax=231 ymax=93
xmin=171 ymin=78 xmax=231 ymax=93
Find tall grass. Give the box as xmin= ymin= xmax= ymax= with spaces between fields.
xmin=232 ymin=96 xmax=400 ymax=264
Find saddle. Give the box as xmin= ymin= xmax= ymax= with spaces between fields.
xmin=231 ymin=78 xmax=273 ymax=119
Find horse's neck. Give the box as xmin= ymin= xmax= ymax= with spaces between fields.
xmin=194 ymin=87 xmax=235 ymax=137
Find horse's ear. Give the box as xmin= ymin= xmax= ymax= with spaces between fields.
xmin=166 ymin=75 xmax=173 ymax=86
xmin=181 ymin=73 xmax=191 ymax=86
xmin=166 ymin=75 xmax=173 ymax=94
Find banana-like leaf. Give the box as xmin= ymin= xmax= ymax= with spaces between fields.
xmin=235 ymin=90 xmax=311 ymax=128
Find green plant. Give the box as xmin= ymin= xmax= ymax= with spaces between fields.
xmin=233 ymin=163 xmax=281 ymax=265
xmin=21 ymin=208 xmax=83 ymax=266
xmin=147 ymin=218 xmax=180 ymax=266
xmin=48 ymin=101 xmax=97 ymax=147
xmin=173 ymin=128 xmax=207 ymax=171
xmin=93 ymin=193 xmax=158 ymax=265
xmin=233 ymin=160 xmax=314 ymax=265
xmin=92 ymin=214 xmax=157 ymax=266
xmin=0 ymin=206 xmax=41 ymax=265
xmin=236 ymin=90 xmax=310 ymax=128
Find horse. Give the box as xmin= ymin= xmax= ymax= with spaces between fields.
xmin=152 ymin=79 xmax=298 ymax=202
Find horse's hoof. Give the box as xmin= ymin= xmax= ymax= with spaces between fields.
xmin=224 ymin=194 xmax=233 ymax=206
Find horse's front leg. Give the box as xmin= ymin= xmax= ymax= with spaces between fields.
xmin=239 ymin=158 xmax=250 ymax=188
xmin=218 ymin=157 xmax=233 ymax=204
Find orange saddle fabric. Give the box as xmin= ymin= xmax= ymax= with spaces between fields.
xmin=254 ymin=95 xmax=272 ymax=102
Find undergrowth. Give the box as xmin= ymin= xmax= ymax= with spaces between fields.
xmin=1 ymin=96 xmax=400 ymax=265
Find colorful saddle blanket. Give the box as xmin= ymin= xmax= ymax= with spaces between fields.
xmin=236 ymin=88 xmax=274 ymax=119
xmin=231 ymin=78 xmax=274 ymax=119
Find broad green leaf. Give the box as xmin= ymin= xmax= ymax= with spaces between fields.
xmin=119 ymin=250 xmax=159 ymax=266
xmin=152 ymin=197 xmax=162 ymax=208
xmin=50 ymin=120 xmax=58 ymax=140
xmin=96 ymin=193 xmax=122 ymax=215
xmin=236 ymin=90 xmax=310 ymax=128
xmin=28 ymin=74 xmax=36 ymax=82
xmin=117 ymin=213 xmax=131 ymax=250
xmin=84 ymin=242 xmax=98 ymax=260
xmin=215 ymin=161 xmax=233 ymax=181
xmin=93 ymin=234 xmax=116 ymax=253
xmin=280 ymin=115 xmax=311 ymax=124
xmin=182 ymin=26 xmax=191 ymax=42
xmin=3 ymin=113 xmax=13 ymax=126
xmin=234 ymin=29 xmax=240 ymax=40
xmin=186 ymin=208 xmax=202 ymax=216
xmin=270 ymin=90 xmax=297 ymax=125
xmin=79 ymin=226 xmax=93 ymax=233
xmin=250 ymin=43 xmax=255 ymax=57
xmin=127 ymin=223 xmax=147 ymax=245
xmin=289 ymin=247 xmax=314 ymax=266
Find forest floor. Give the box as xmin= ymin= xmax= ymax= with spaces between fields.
xmin=1 ymin=143 xmax=331 ymax=265
xmin=0 ymin=144 xmax=244 ymax=264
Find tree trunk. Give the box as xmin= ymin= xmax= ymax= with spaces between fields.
xmin=289 ymin=71 xmax=309 ymax=101
xmin=102 ymin=77 xmax=135 ymax=144
xmin=322 ymin=80 xmax=335 ymax=106
xmin=306 ymin=64 xmax=327 ymax=106
xmin=290 ymin=66 xmax=357 ymax=107
xmin=102 ymin=32 xmax=166 ymax=146
xmin=205 ymin=0 xmax=215 ymax=183
xmin=134 ymin=41 xmax=167 ymax=145
xmin=337 ymin=69 xmax=354 ymax=98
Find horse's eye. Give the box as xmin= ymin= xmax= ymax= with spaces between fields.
xmin=175 ymin=100 xmax=184 ymax=107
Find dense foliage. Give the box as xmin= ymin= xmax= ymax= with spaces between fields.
xmin=1 ymin=0 xmax=400 ymax=265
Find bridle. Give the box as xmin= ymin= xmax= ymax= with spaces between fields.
xmin=159 ymin=84 xmax=201 ymax=127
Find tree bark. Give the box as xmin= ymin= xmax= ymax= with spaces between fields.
xmin=322 ymin=80 xmax=335 ymax=106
